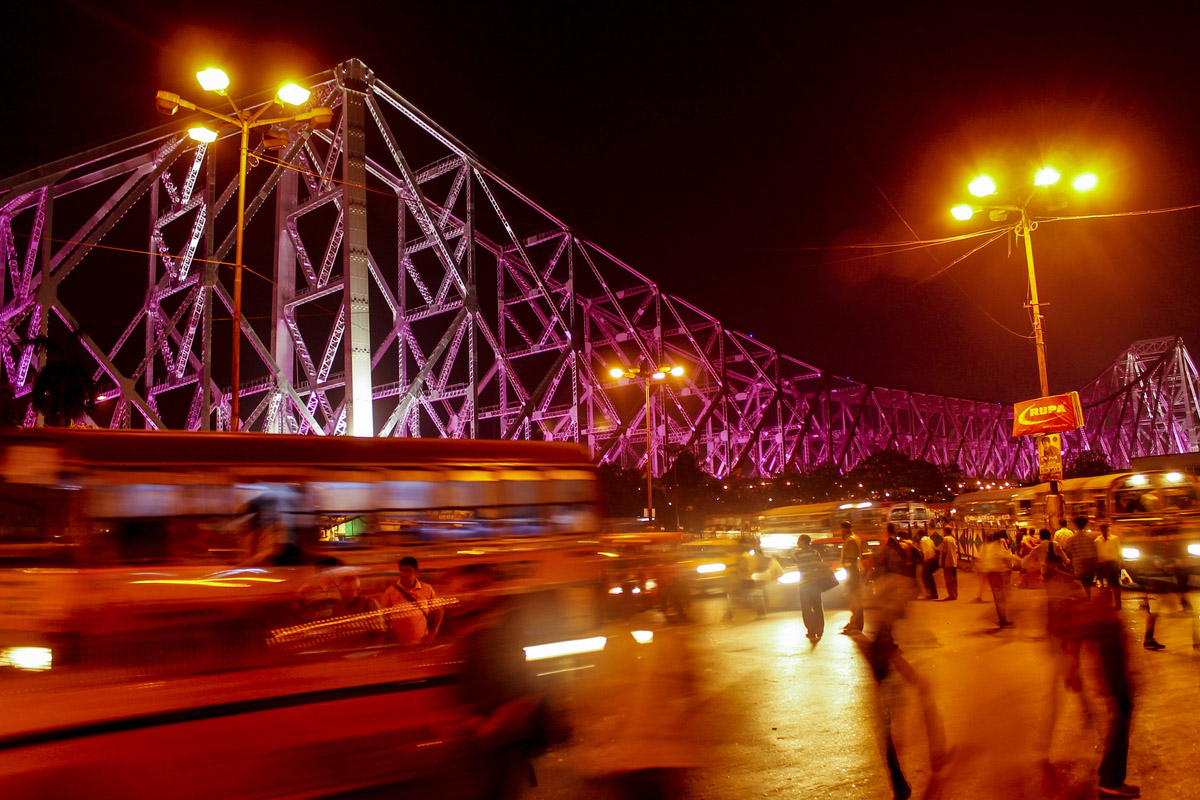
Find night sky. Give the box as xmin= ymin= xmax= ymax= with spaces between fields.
xmin=5 ymin=1 xmax=1200 ymax=404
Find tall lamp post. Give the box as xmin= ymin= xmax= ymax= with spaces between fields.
xmin=951 ymin=167 xmax=1098 ymax=522
xmin=155 ymin=69 xmax=333 ymax=431
xmin=609 ymin=363 xmax=686 ymax=523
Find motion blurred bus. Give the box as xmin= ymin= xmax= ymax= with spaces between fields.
xmin=754 ymin=499 xmax=932 ymax=552
xmin=0 ymin=428 xmax=608 ymax=798
xmin=953 ymin=470 xmax=1200 ymax=584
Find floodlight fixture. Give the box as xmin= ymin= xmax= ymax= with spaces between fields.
xmin=187 ymin=126 xmax=218 ymax=143
xmin=968 ymin=175 xmax=997 ymax=197
xmin=950 ymin=204 xmax=974 ymax=221
xmin=196 ymin=67 xmax=230 ymax=93
xmin=1034 ymin=167 xmax=1060 ymax=186
xmin=1073 ymin=172 xmax=1098 ymax=191
xmin=276 ymin=82 xmax=311 ymax=106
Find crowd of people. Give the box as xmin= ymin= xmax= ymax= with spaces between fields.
xmin=786 ymin=518 xmax=1151 ymax=800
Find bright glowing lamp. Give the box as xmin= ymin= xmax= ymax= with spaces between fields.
xmin=1073 ymin=172 xmax=1098 ymax=191
xmin=1188 ymin=543 xmax=1200 ymax=556
xmin=276 ymin=82 xmax=311 ymax=106
xmin=669 ymin=365 xmax=685 ymax=377
xmin=950 ymin=204 xmax=975 ymax=221
xmin=968 ymin=175 xmax=997 ymax=197
xmin=651 ymin=370 xmax=667 ymax=380
xmin=187 ymin=126 xmax=218 ymax=143
xmin=1034 ymin=167 xmax=1060 ymax=186
xmin=196 ymin=67 xmax=230 ymax=93
xmin=609 ymin=367 xmax=625 ymax=379
xmin=1122 ymin=547 xmax=1140 ymax=560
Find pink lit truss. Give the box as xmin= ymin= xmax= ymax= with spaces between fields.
xmin=0 ymin=59 xmax=1195 ymax=478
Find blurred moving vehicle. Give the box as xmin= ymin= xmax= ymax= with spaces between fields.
xmin=755 ymin=499 xmax=932 ymax=553
xmin=0 ymin=428 xmax=617 ymax=799
xmin=675 ymin=538 xmax=743 ymax=595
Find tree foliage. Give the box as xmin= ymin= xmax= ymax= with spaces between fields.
xmin=1065 ymin=448 xmax=1115 ymax=479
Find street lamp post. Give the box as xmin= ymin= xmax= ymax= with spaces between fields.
xmin=156 ymin=70 xmax=333 ymax=431
xmin=609 ymin=363 xmax=686 ymax=523
xmin=951 ymin=167 xmax=1098 ymax=525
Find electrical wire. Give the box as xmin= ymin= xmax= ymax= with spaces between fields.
xmin=1036 ymin=202 xmax=1200 ymax=223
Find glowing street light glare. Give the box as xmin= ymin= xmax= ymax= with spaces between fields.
xmin=1073 ymin=172 xmax=1098 ymax=191
xmin=1034 ymin=167 xmax=1060 ymax=186
xmin=950 ymin=204 xmax=975 ymax=221
xmin=608 ymin=367 xmax=626 ymax=379
xmin=968 ymin=175 xmax=997 ymax=197
xmin=196 ymin=67 xmax=230 ymax=93
xmin=187 ymin=126 xmax=218 ymax=143
xmin=669 ymin=365 xmax=685 ymax=377
xmin=276 ymin=82 xmax=311 ymax=106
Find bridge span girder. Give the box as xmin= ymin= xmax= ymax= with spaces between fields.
xmin=1 ymin=59 xmax=1195 ymax=479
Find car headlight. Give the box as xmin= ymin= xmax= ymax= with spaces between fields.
xmin=1122 ymin=547 xmax=1140 ymax=561
xmin=0 ymin=646 xmax=52 ymax=671
xmin=644 ymin=579 xmax=658 ymax=590
xmin=1188 ymin=544 xmax=1200 ymax=557
xmin=777 ymin=571 xmax=801 ymax=585
xmin=608 ymin=586 xmax=624 ymax=595
xmin=834 ymin=568 xmax=848 ymax=582
xmin=697 ymin=563 xmax=726 ymax=574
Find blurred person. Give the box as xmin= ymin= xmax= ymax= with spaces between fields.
xmin=858 ymin=523 xmax=944 ymax=800
xmin=918 ymin=530 xmax=939 ymax=600
xmin=979 ymin=531 xmax=1019 ymax=627
xmin=332 ymin=573 xmax=381 ymax=617
xmin=382 ymin=556 xmax=443 ymax=646
xmin=840 ymin=520 xmax=865 ymax=633
xmin=1065 ymin=515 xmax=1099 ymax=598
xmin=793 ymin=534 xmax=828 ymax=641
xmin=1094 ymin=523 xmax=1123 ymax=610
xmin=1069 ymin=585 xmax=1139 ymax=797
xmin=938 ymin=527 xmax=959 ymax=600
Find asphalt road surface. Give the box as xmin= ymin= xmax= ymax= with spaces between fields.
xmin=532 ymin=579 xmax=1199 ymax=799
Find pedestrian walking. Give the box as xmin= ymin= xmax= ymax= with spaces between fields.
xmin=1069 ymin=590 xmax=1139 ymax=797
xmin=839 ymin=520 xmax=865 ymax=634
xmin=793 ymin=534 xmax=832 ymax=641
xmin=1094 ymin=523 xmax=1123 ymax=610
xmin=979 ymin=531 xmax=1019 ymax=627
xmin=919 ymin=531 xmax=939 ymax=600
xmin=938 ymin=527 xmax=959 ymax=600
xmin=1064 ymin=515 xmax=1099 ymax=598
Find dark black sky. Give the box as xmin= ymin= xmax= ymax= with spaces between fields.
xmin=5 ymin=1 xmax=1200 ymax=403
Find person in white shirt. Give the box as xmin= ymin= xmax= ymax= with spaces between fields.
xmin=1093 ymin=523 xmax=1122 ymax=610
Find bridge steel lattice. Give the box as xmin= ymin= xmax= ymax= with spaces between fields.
xmin=0 ymin=59 xmax=1194 ymax=479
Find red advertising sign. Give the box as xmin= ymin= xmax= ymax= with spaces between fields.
xmin=1012 ymin=391 xmax=1084 ymax=437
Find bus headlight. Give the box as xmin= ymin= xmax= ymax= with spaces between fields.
xmin=777 ymin=571 xmax=801 ymax=585
xmin=1188 ymin=544 xmax=1200 ymax=557
xmin=0 ymin=646 xmax=52 ymax=671
xmin=834 ymin=568 xmax=848 ymax=582
xmin=697 ymin=563 xmax=726 ymax=575
xmin=1122 ymin=547 xmax=1141 ymax=561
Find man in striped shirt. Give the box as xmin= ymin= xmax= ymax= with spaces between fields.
xmin=1064 ymin=515 xmax=1099 ymax=598
xmin=793 ymin=535 xmax=826 ymax=641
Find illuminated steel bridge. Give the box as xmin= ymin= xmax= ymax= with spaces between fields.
xmin=1 ymin=59 xmax=1197 ymax=479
